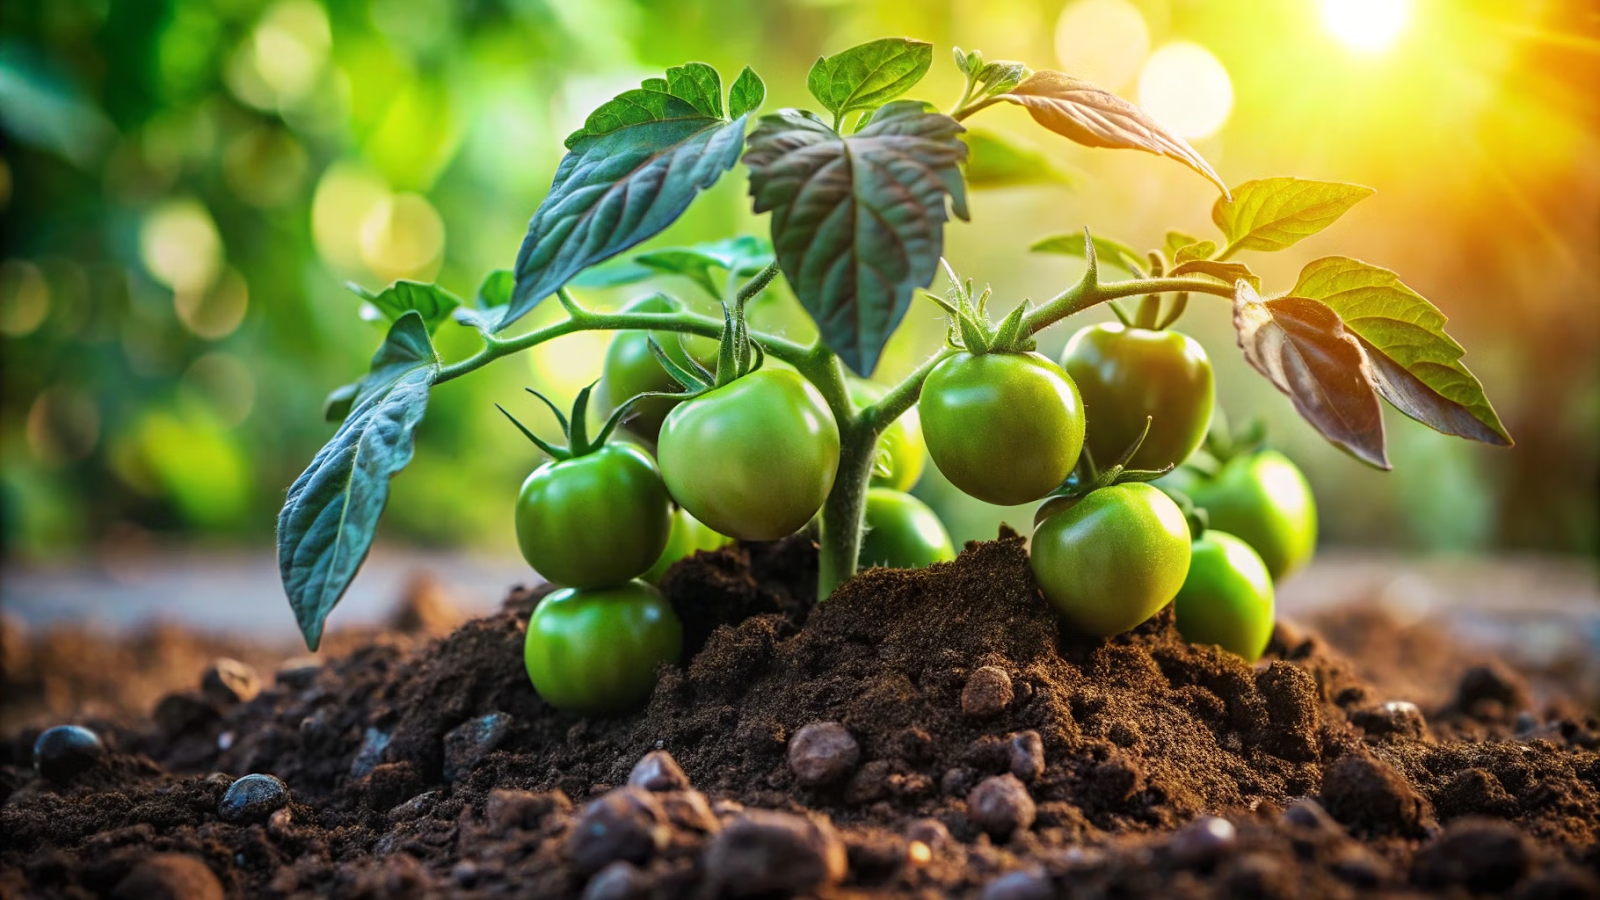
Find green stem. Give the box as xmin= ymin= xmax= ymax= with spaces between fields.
xmin=816 ymin=422 xmax=878 ymax=599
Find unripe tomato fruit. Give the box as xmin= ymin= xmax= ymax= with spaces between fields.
xmin=524 ymin=581 xmax=682 ymax=716
xmin=658 ymin=368 xmax=840 ymax=541
xmin=596 ymin=296 xmax=719 ymax=443
xmin=515 ymin=443 xmax=671 ymax=589
xmin=643 ymin=506 xmax=731 ymax=583
xmin=1030 ymin=482 xmax=1191 ymax=636
xmin=1176 ymin=450 xmax=1316 ymax=580
xmin=859 ymin=488 xmax=956 ymax=569
xmin=1174 ymin=530 xmax=1275 ymax=662
xmin=1062 ymin=323 xmax=1214 ymax=472
xmin=848 ymin=380 xmax=927 ymax=491
xmin=920 ymin=352 xmax=1086 ymax=506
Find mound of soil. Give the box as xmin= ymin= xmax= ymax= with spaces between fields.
xmin=3 ymin=533 xmax=1598 ymax=898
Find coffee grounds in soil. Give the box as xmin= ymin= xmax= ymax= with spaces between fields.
xmin=2 ymin=533 xmax=1597 ymax=898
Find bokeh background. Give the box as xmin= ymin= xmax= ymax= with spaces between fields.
xmin=3 ymin=0 xmax=1597 ymax=582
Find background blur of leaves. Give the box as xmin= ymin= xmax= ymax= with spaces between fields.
xmin=2 ymin=0 xmax=1596 ymax=563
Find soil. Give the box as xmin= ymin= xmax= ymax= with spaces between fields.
xmin=2 ymin=532 xmax=1598 ymax=898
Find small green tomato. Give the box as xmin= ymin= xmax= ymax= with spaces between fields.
xmin=1176 ymin=450 xmax=1317 ymax=580
xmin=643 ymin=506 xmax=732 ymax=583
xmin=524 ymin=581 xmax=683 ymax=716
xmin=849 ymin=380 xmax=927 ymax=491
xmin=515 ymin=443 xmax=671 ymax=588
xmin=858 ymin=488 xmax=956 ymax=570
xmin=1173 ymin=530 xmax=1275 ymax=662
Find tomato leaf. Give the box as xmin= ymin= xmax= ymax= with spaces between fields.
xmin=962 ymin=127 xmax=1081 ymax=190
xmin=1030 ymin=232 xmax=1145 ymax=276
xmin=994 ymin=71 xmax=1227 ymax=196
xmin=1169 ymin=258 xmax=1260 ymax=292
xmin=1213 ymin=177 xmax=1374 ymax=255
xmin=633 ymin=235 xmax=775 ymax=299
xmin=806 ymin=38 xmax=933 ymax=124
xmin=504 ymin=63 xmax=753 ymax=331
xmin=347 ymin=280 xmax=461 ymax=334
xmin=1173 ymin=240 xmax=1215 ymax=264
xmin=744 ymin=101 xmax=968 ymax=375
xmin=1165 ymin=230 xmax=1200 ymax=259
xmin=278 ymin=312 xmax=439 ymax=650
xmin=1232 ymin=282 xmax=1389 ymax=469
xmin=727 ymin=66 xmax=766 ymax=120
xmin=453 ymin=270 xmax=514 ymax=335
xmin=1291 ymin=256 xmax=1512 ymax=446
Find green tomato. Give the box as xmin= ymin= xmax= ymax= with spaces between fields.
xmin=1030 ymin=482 xmax=1191 ymax=636
xmin=596 ymin=296 xmax=719 ymax=444
xmin=515 ymin=443 xmax=671 ymax=588
xmin=1174 ymin=530 xmax=1275 ymax=662
xmin=524 ymin=581 xmax=683 ymax=716
xmin=859 ymin=488 xmax=956 ymax=569
xmin=658 ymin=368 xmax=840 ymax=541
xmin=1179 ymin=450 xmax=1317 ymax=580
xmin=1062 ymin=323 xmax=1214 ymax=473
xmin=848 ymin=380 xmax=926 ymax=491
xmin=920 ymin=352 xmax=1086 ymax=506
xmin=643 ymin=506 xmax=732 ymax=583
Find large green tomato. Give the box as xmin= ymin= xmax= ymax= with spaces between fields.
xmin=859 ymin=488 xmax=956 ymax=569
xmin=1176 ymin=450 xmax=1316 ymax=580
xmin=643 ymin=506 xmax=731 ymax=583
xmin=596 ymin=296 xmax=719 ymax=444
xmin=1174 ymin=530 xmax=1275 ymax=662
xmin=919 ymin=352 xmax=1086 ymax=506
xmin=657 ymin=368 xmax=839 ymax=541
xmin=515 ymin=443 xmax=671 ymax=588
xmin=848 ymin=380 xmax=926 ymax=491
xmin=524 ymin=581 xmax=683 ymax=716
xmin=1030 ymin=482 xmax=1191 ymax=636
xmin=1061 ymin=323 xmax=1214 ymax=473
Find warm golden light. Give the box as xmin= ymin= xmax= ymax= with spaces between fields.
xmin=1322 ymin=0 xmax=1411 ymax=52
xmin=1137 ymin=42 xmax=1234 ymax=140
xmin=1054 ymin=0 xmax=1150 ymax=89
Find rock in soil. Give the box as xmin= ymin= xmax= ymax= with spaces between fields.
xmin=2 ymin=534 xmax=1598 ymax=898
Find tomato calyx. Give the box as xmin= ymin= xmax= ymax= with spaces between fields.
xmin=497 ymin=380 xmax=634 ymax=461
xmin=923 ymin=259 xmax=1037 ymax=355
xmin=647 ymin=291 xmax=767 ymax=396
xmin=1045 ymin=415 xmax=1173 ymax=502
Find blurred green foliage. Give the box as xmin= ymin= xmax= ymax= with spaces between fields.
xmin=2 ymin=0 xmax=1596 ymax=561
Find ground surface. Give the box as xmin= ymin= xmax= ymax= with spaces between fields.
xmin=2 ymin=534 xmax=1598 ymax=898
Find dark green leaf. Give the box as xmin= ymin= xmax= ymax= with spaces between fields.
xmin=1232 ymin=282 xmax=1388 ymax=469
xmin=279 ymin=312 xmax=439 ymax=649
xmin=962 ymin=128 xmax=1081 ymax=190
xmin=347 ymin=281 xmax=461 ymax=334
xmin=476 ymin=269 xmax=514 ymax=308
xmin=1213 ymin=177 xmax=1374 ymax=254
xmin=634 ymin=235 xmax=775 ymax=298
xmin=1173 ymin=240 xmax=1215 ymax=264
xmin=745 ymin=101 xmax=968 ymax=375
xmin=995 ymin=71 xmax=1228 ymax=196
xmin=1168 ymin=258 xmax=1260 ymax=292
xmin=322 ymin=382 xmax=359 ymax=423
xmin=728 ymin=66 xmax=766 ymax=120
xmin=1291 ymin=256 xmax=1511 ymax=446
xmin=1030 ymin=232 xmax=1145 ymax=276
xmin=807 ymin=38 xmax=933 ymax=122
xmin=505 ymin=63 xmax=750 ymax=330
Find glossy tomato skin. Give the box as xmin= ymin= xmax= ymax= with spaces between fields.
xmin=1030 ymin=482 xmax=1191 ymax=636
xmin=524 ymin=581 xmax=682 ymax=716
xmin=920 ymin=352 xmax=1085 ymax=506
xmin=515 ymin=443 xmax=671 ymax=589
xmin=849 ymin=380 xmax=926 ymax=491
xmin=643 ymin=507 xmax=731 ymax=583
xmin=596 ymin=297 xmax=719 ymax=443
xmin=859 ymin=488 xmax=956 ymax=569
xmin=1062 ymin=323 xmax=1214 ymax=472
xmin=1174 ymin=530 xmax=1275 ymax=662
xmin=657 ymin=368 xmax=840 ymax=541
xmin=1179 ymin=450 xmax=1316 ymax=580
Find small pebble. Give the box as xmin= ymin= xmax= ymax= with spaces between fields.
xmin=982 ymin=869 xmax=1054 ymax=900
xmin=1513 ymin=711 xmax=1539 ymax=735
xmin=659 ymin=790 xmax=720 ymax=833
xmin=628 ymin=750 xmax=689 ymax=792
xmin=704 ymin=809 xmax=847 ymax=897
xmin=583 ymin=860 xmax=647 ymax=900
xmin=350 ymin=727 xmax=391 ymax=777
xmin=961 ymin=666 xmax=1014 ymax=718
xmin=788 ymin=722 xmax=860 ymax=787
xmin=941 ymin=766 xmax=980 ymax=797
xmin=200 ymin=658 xmax=261 ymax=705
xmin=112 ymin=853 xmax=223 ymax=900
xmin=967 ymin=774 xmax=1036 ymax=838
xmin=219 ymin=773 xmax=290 ymax=824
xmin=1412 ymin=819 xmax=1532 ymax=892
xmin=1008 ymin=731 xmax=1045 ymax=781
xmin=566 ymin=788 xmax=670 ymax=875
xmin=442 ymin=712 xmax=512 ymax=781
xmin=904 ymin=818 xmax=952 ymax=851
xmin=1351 ymin=700 xmax=1426 ymax=740
xmin=388 ymin=790 xmax=442 ymax=823
xmin=33 ymin=725 xmax=106 ymax=783
xmin=1280 ymin=798 xmax=1340 ymax=833
xmin=1168 ymin=816 xmax=1237 ymax=868
xmin=844 ymin=760 xmax=890 ymax=805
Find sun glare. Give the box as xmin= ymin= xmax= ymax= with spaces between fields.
xmin=1322 ymin=0 xmax=1411 ymax=52
xmin=1137 ymin=42 xmax=1234 ymax=140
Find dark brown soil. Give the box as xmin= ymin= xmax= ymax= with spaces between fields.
xmin=3 ymin=533 xmax=1598 ymax=898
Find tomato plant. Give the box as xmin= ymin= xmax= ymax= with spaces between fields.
xmin=1169 ymin=447 xmax=1318 ymax=580
xmin=849 ymin=380 xmax=926 ymax=492
xmin=524 ymin=581 xmax=683 ymax=716
xmin=596 ymin=295 xmax=719 ymax=444
xmin=859 ymin=488 xmax=956 ymax=570
xmin=1062 ymin=322 xmax=1213 ymax=473
xmin=1173 ymin=530 xmax=1275 ymax=663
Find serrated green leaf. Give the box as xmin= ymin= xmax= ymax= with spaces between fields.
xmin=1165 ymin=231 xmax=1199 ymax=259
xmin=962 ymin=128 xmax=1081 ymax=190
xmin=1213 ymin=177 xmax=1374 ymax=255
xmin=744 ymin=101 xmax=967 ymax=375
xmin=728 ymin=66 xmax=765 ymax=119
xmin=807 ymin=38 xmax=933 ymax=122
xmin=1173 ymin=241 xmax=1215 ymax=264
xmin=278 ymin=312 xmax=438 ymax=649
xmin=1030 ymin=232 xmax=1144 ymax=276
xmin=996 ymin=71 xmax=1228 ymax=196
xmin=506 ymin=64 xmax=750 ymax=330
xmin=347 ymin=281 xmax=461 ymax=334
xmin=1168 ymin=258 xmax=1261 ymax=292
xmin=1290 ymin=256 xmax=1511 ymax=446
xmin=1232 ymin=282 xmax=1388 ymax=469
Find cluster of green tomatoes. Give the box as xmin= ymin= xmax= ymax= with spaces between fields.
xmin=513 ymin=292 xmax=1316 ymax=716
